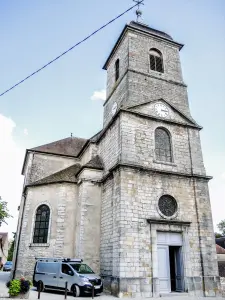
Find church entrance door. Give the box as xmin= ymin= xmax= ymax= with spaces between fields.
xmin=157 ymin=232 xmax=184 ymax=293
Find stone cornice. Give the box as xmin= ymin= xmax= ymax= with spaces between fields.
xmin=121 ymin=109 xmax=202 ymax=130
xmin=103 ymin=68 xmax=187 ymax=107
xmin=104 ymin=162 xmax=212 ymax=182
xmin=147 ymin=218 xmax=191 ymax=226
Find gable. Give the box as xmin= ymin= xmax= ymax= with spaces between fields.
xmin=127 ymin=99 xmax=200 ymax=127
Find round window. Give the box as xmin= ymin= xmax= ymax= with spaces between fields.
xmin=158 ymin=195 xmax=178 ymax=217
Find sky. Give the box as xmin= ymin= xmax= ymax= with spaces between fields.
xmin=0 ymin=0 xmax=225 ymax=238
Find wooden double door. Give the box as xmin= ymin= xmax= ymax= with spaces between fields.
xmin=157 ymin=232 xmax=184 ymax=293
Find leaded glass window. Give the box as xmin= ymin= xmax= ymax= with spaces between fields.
xmin=33 ymin=205 xmax=50 ymax=243
xmin=149 ymin=48 xmax=164 ymax=73
xmin=155 ymin=128 xmax=172 ymax=162
xmin=158 ymin=195 xmax=177 ymax=217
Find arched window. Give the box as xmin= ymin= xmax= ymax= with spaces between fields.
xmin=155 ymin=127 xmax=172 ymax=162
xmin=115 ymin=59 xmax=120 ymax=82
xmin=149 ymin=48 xmax=164 ymax=73
xmin=33 ymin=205 xmax=50 ymax=244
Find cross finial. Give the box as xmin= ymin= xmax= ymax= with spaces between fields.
xmin=133 ymin=0 xmax=144 ymax=23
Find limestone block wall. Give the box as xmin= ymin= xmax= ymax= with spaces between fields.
xmin=14 ymin=183 xmax=77 ymax=278
xmin=100 ymin=177 xmax=114 ymax=277
xmin=128 ymin=30 xmax=183 ymax=83
xmin=100 ymin=167 xmax=217 ymax=296
xmin=127 ymin=71 xmax=191 ymax=119
xmin=75 ymin=180 xmax=102 ymax=274
xmin=105 ymin=34 xmax=129 ymax=97
xmin=98 ymin=116 xmax=121 ymax=172
xmin=118 ymin=168 xmax=202 ymax=277
xmin=29 ymin=153 xmax=78 ymax=183
xmin=103 ymin=74 xmax=128 ymax=127
xmin=120 ymin=112 xmax=206 ymax=176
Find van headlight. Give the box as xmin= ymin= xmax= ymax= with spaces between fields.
xmin=79 ymin=275 xmax=89 ymax=283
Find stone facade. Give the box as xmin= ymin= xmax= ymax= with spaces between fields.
xmin=12 ymin=21 xmax=220 ymax=297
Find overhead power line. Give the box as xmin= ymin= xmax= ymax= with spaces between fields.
xmin=0 ymin=0 xmax=144 ymax=97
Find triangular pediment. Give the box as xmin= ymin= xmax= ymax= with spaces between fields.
xmin=127 ymin=99 xmax=200 ymax=127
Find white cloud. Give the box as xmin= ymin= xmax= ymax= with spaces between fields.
xmin=23 ymin=128 xmax=28 ymax=136
xmin=91 ymin=89 xmax=106 ymax=101
xmin=221 ymin=172 xmax=225 ymax=180
xmin=0 ymin=114 xmax=24 ymax=237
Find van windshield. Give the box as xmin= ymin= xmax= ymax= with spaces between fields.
xmin=70 ymin=263 xmax=94 ymax=274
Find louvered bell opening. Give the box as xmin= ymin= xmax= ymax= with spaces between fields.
xmin=150 ymin=55 xmax=156 ymax=71
xmin=156 ymin=56 xmax=163 ymax=73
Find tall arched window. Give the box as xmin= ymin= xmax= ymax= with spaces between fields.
xmin=33 ymin=205 xmax=50 ymax=244
xmin=155 ymin=127 xmax=172 ymax=162
xmin=149 ymin=48 xmax=164 ymax=73
xmin=115 ymin=59 xmax=120 ymax=82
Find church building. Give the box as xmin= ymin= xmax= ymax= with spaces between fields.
xmin=12 ymin=20 xmax=220 ymax=297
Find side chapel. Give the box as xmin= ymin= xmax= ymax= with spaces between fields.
xmin=12 ymin=20 xmax=220 ymax=297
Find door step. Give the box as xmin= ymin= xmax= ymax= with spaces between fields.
xmin=160 ymin=292 xmax=188 ymax=297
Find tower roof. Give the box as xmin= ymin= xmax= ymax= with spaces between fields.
xmin=103 ymin=21 xmax=183 ymax=70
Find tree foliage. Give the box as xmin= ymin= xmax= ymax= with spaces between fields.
xmin=0 ymin=196 xmax=12 ymax=225
xmin=7 ymin=232 xmax=16 ymax=261
xmin=217 ymin=219 xmax=225 ymax=236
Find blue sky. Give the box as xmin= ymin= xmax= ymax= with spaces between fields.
xmin=0 ymin=0 xmax=225 ymax=237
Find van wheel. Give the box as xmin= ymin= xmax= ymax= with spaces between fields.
xmin=37 ymin=281 xmax=44 ymax=292
xmin=72 ymin=285 xmax=80 ymax=297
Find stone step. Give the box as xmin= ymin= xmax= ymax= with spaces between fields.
xmin=160 ymin=292 xmax=188 ymax=297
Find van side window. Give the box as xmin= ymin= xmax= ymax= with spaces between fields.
xmin=37 ymin=262 xmax=58 ymax=274
xmin=61 ymin=264 xmax=73 ymax=276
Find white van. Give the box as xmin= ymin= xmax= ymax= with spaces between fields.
xmin=33 ymin=258 xmax=103 ymax=297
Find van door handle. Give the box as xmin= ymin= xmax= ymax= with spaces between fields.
xmin=60 ymin=276 xmax=63 ymax=279
xmin=53 ymin=276 xmax=57 ymax=278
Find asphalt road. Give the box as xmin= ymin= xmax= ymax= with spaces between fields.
xmin=0 ymin=271 xmax=10 ymax=283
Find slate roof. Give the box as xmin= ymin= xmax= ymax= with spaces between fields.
xmin=31 ymin=164 xmax=81 ymax=186
xmin=31 ymin=137 xmax=87 ymax=157
xmin=84 ymin=155 xmax=104 ymax=170
xmin=129 ymin=21 xmax=173 ymax=41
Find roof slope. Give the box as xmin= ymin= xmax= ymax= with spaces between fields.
xmin=216 ymin=244 xmax=225 ymax=254
xmin=84 ymin=155 xmax=104 ymax=169
xmin=129 ymin=21 xmax=173 ymax=41
xmin=31 ymin=137 xmax=87 ymax=157
xmin=31 ymin=164 xmax=81 ymax=186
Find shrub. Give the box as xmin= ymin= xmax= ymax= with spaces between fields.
xmin=8 ymin=279 xmax=21 ymax=296
xmin=7 ymin=277 xmax=32 ymax=296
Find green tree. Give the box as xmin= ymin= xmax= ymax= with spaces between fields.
xmin=215 ymin=232 xmax=222 ymax=238
xmin=0 ymin=196 xmax=12 ymax=226
xmin=7 ymin=233 xmax=16 ymax=261
xmin=217 ymin=219 xmax=225 ymax=236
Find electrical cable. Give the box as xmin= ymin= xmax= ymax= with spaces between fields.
xmin=0 ymin=1 xmax=144 ymax=97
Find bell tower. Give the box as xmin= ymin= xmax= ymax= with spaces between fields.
xmin=103 ymin=21 xmax=194 ymax=127
xmin=100 ymin=19 xmax=220 ymax=298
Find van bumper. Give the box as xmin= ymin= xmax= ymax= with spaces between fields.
xmin=81 ymin=284 xmax=103 ymax=294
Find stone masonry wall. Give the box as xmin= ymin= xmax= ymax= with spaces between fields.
xmin=128 ymin=30 xmax=184 ymax=84
xmin=120 ymin=112 xmax=206 ymax=176
xmin=75 ymin=180 xmax=102 ymax=273
xmin=29 ymin=153 xmax=78 ymax=183
xmin=98 ymin=116 xmax=121 ymax=172
xmin=107 ymin=167 xmax=217 ymax=297
xmin=15 ymin=183 xmax=77 ymax=278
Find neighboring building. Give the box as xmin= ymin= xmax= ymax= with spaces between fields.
xmin=216 ymin=238 xmax=225 ymax=278
xmin=12 ymin=21 xmax=220 ymax=297
xmin=0 ymin=232 xmax=9 ymax=265
xmin=216 ymin=236 xmax=225 ymax=250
